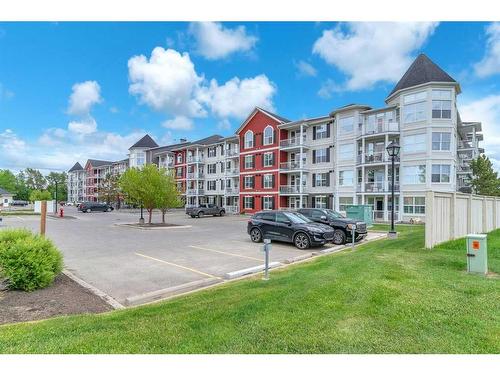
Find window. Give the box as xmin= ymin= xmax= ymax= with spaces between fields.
xmin=263 ymin=126 xmax=274 ymax=145
xmin=403 ymin=102 xmax=426 ymax=123
xmin=207 ymin=164 xmax=216 ymax=174
xmin=339 ymin=197 xmax=353 ymax=211
xmin=244 ymin=176 xmax=254 ymax=189
xmin=313 ymin=148 xmax=329 ymax=163
xmin=207 ymin=180 xmax=216 ymax=191
xmin=176 ymin=167 xmax=183 ymax=178
xmin=208 ymin=147 xmax=217 ymax=158
xmin=220 ymin=179 xmax=225 ymax=190
xmin=432 ymin=164 xmax=451 ymax=183
xmin=313 ymin=173 xmax=329 ymax=187
xmin=244 ymin=155 xmax=254 ymax=169
xmin=339 ymin=116 xmax=354 ymax=133
xmin=403 ymin=133 xmax=426 ymax=153
xmin=176 ymin=153 xmax=183 ymax=163
xmin=339 ymin=170 xmax=354 ymax=186
xmin=244 ymin=196 xmax=254 ymax=209
xmin=314 ymin=124 xmax=329 ymax=140
xmin=259 ymin=212 xmax=275 ymax=221
xmin=404 ymin=197 xmax=426 ymax=214
xmin=263 ymin=152 xmax=274 ymax=167
xmin=403 ymin=91 xmax=427 ymax=104
xmin=432 ymin=132 xmax=451 ymax=151
xmin=263 ymin=174 xmax=274 ymax=189
xmin=314 ymin=197 xmax=327 ymax=209
xmin=402 ymin=165 xmax=426 ymax=184
xmin=244 ymin=131 xmax=254 ymax=149
xmin=432 ymin=90 xmax=452 ymax=119
xmin=339 ymin=143 xmax=354 ymax=160
xmin=220 ymin=162 xmax=225 ymax=173
xmin=263 ymin=196 xmax=274 ymax=210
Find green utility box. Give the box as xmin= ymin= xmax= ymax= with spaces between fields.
xmin=466 ymin=234 xmax=488 ymax=275
xmin=345 ymin=205 xmax=373 ymax=227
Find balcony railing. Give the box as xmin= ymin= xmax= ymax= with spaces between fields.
xmin=357 ymin=153 xmax=400 ymax=165
xmin=373 ymin=210 xmax=400 ymax=222
xmin=361 ymin=122 xmax=399 ymax=136
xmin=226 ymin=149 xmax=239 ymax=157
xmin=225 ymin=168 xmax=239 ymax=176
xmin=187 ymin=172 xmax=205 ymax=179
xmin=280 ymin=161 xmax=306 ymax=171
xmin=224 ymin=205 xmax=240 ymax=214
xmin=186 ymin=189 xmax=205 ymax=196
xmin=225 ymin=187 xmax=240 ymax=195
xmin=358 ymin=182 xmax=400 ymax=193
xmin=187 ymin=157 xmax=204 ymax=163
xmin=279 ymin=185 xmax=308 ymax=194
xmin=280 ymin=136 xmax=308 ymax=149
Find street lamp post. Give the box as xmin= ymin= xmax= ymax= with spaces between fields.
xmin=139 ymin=203 xmax=144 ymax=225
xmin=386 ymin=140 xmax=400 ymax=239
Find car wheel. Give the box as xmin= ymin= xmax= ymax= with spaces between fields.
xmin=190 ymin=215 xmax=196 ymax=218
xmin=219 ymin=210 xmax=225 ymax=217
xmin=106 ymin=207 xmax=112 ymax=212
xmin=198 ymin=211 xmax=204 ymax=218
xmin=332 ymin=229 xmax=347 ymax=245
xmin=294 ymin=232 xmax=310 ymax=249
xmin=86 ymin=208 xmax=91 ymax=213
xmin=250 ymin=228 xmax=263 ymax=243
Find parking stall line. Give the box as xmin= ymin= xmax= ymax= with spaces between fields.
xmin=188 ymin=245 xmax=263 ymax=262
xmin=135 ymin=252 xmax=221 ymax=279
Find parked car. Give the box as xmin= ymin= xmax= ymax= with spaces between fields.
xmin=11 ymin=200 xmax=29 ymax=206
xmin=186 ymin=204 xmax=225 ymax=218
xmin=247 ymin=210 xmax=335 ymax=249
xmin=78 ymin=202 xmax=114 ymax=213
xmin=298 ymin=208 xmax=367 ymax=245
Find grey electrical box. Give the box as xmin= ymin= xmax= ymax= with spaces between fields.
xmin=466 ymin=234 xmax=488 ymax=275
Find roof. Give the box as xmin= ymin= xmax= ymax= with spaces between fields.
xmin=68 ymin=162 xmax=84 ymax=172
xmin=387 ymin=54 xmax=458 ymax=99
xmin=330 ymin=104 xmax=371 ymax=117
xmin=86 ymin=159 xmax=113 ymax=168
xmin=0 ymin=187 xmax=13 ymax=196
xmin=191 ymin=134 xmax=225 ymax=146
xmin=257 ymin=107 xmax=291 ymax=123
xmin=235 ymin=107 xmax=290 ymax=134
xmin=129 ymin=134 xmax=159 ymax=149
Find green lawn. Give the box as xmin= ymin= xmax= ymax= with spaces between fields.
xmin=0 ymin=225 xmax=498 ymax=354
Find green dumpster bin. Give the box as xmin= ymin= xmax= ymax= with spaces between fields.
xmin=345 ymin=205 xmax=373 ymax=227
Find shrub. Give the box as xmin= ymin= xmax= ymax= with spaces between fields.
xmin=0 ymin=229 xmax=63 ymax=291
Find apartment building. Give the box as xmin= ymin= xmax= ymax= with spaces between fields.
xmin=67 ymin=54 xmax=484 ymax=222
xmin=67 ymin=162 xmax=86 ymax=203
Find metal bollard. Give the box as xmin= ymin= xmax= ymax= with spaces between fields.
xmin=263 ymin=238 xmax=271 ymax=280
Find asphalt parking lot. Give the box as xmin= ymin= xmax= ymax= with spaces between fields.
xmin=1 ymin=207 xmax=384 ymax=306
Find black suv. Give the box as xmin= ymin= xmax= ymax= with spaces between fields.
xmin=298 ymin=208 xmax=367 ymax=245
xmin=78 ymin=202 xmax=114 ymax=213
xmin=247 ymin=210 xmax=335 ymax=249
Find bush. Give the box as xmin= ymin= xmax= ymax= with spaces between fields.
xmin=0 ymin=229 xmax=63 ymax=291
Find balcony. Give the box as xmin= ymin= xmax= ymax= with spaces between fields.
xmin=357 ymin=152 xmax=400 ymax=165
xmin=186 ymin=189 xmax=205 ymax=196
xmin=187 ymin=172 xmax=205 ymax=179
xmin=187 ymin=156 xmax=204 ymax=164
xmin=280 ymin=136 xmax=309 ymax=151
xmin=361 ymin=182 xmax=400 ymax=193
xmin=226 ymin=149 xmax=239 ymax=158
xmin=279 ymin=185 xmax=308 ymax=195
xmin=373 ymin=211 xmax=400 ymax=222
xmin=225 ymin=187 xmax=240 ymax=195
xmin=360 ymin=122 xmax=399 ymax=137
xmin=224 ymin=168 xmax=239 ymax=177
xmin=279 ymin=161 xmax=307 ymax=172
xmin=223 ymin=205 xmax=240 ymax=214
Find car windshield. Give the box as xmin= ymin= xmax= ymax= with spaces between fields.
xmin=285 ymin=212 xmax=312 ymax=224
xmin=325 ymin=209 xmax=345 ymax=219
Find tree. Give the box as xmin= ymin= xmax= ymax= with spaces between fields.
xmin=99 ymin=173 xmax=120 ymax=206
xmin=470 ymin=155 xmax=500 ymax=196
xmin=29 ymin=190 xmax=53 ymax=202
xmin=14 ymin=171 xmax=30 ymax=201
xmin=156 ymin=168 xmax=182 ymax=223
xmin=0 ymin=169 xmax=17 ymax=194
xmin=24 ymin=168 xmax=46 ymax=190
xmin=46 ymin=172 xmax=68 ymax=202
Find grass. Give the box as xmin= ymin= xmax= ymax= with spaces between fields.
xmin=0 ymin=211 xmax=39 ymax=216
xmin=0 ymin=225 xmax=498 ymax=353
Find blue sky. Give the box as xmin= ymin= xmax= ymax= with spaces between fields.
xmin=1 ymin=21 xmax=500 ymax=171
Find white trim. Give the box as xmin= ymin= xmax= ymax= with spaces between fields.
xmin=263 ymin=125 xmax=274 ymax=146
xmin=240 ymin=169 xmax=279 ymax=175
xmin=239 ymin=191 xmax=279 ymax=195
xmin=239 ymin=146 xmax=280 ymax=156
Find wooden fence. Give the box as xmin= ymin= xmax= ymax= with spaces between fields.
xmin=425 ymin=191 xmax=500 ymax=248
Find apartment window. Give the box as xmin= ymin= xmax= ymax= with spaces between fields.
xmin=339 ymin=170 xmax=354 ymax=186
xmin=263 ymin=174 xmax=274 ymax=189
xmin=220 ymin=179 xmax=225 ymax=190
xmin=262 ymin=196 xmax=274 ymax=210
xmin=176 ymin=153 xmax=183 ymax=163
xmin=314 ymin=124 xmax=329 ymax=140
xmin=403 ymin=133 xmax=426 ymax=153
xmin=313 ymin=148 xmax=329 ymax=163
xmin=176 ymin=167 xmax=183 ymax=178
xmin=403 ymin=197 xmax=426 ymax=214
xmin=432 ymin=132 xmax=451 ymax=151
xmin=244 ymin=131 xmax=254 ymax=149
xmin=404 ymin=91 xmax=427 ymax=104
xmin=339 ymin=143 xmax=354 ymax=161
xmin=244 ymin=175 xmax=254 ymax=189
xmin=339 ymin=197 xmax=353 ymax=211
xmin=207 ymin=180 xmax=216 ymax=191
xmin=263 ymin=126 xmax=274 ymax=145
xmin=402 ymin=165 xmax=426 ymax=184
xmin=208 ymin=147 xmax=217 ymax=158
xmin=315 ymin=196 xmax=328 ymax=209
xmin=207 ymin=164 xmax=216 ymax=174
xmin=220 ymin=162 xmax=225 ymax=173
xmin=244 ymin=196 xmax=254 ymax=209
xmin=432 ymin=164 xmax=451 ymax=183
xmin=263 ymin=152 xmax=274 ymax=167
xmin=432 ymin=90 xmax=452 ymax=119
xmin=226 ymin=161 xmax=231 ymax=170
xmin=244 ymin=155 xmax=254 ymax=169
xmin=403 ymin=91 xmax=427 ymax=123
xmin=313 ymin=173 xmax=330 ymax=187
xmin=339 ymin=116 xmax=354 ymax=133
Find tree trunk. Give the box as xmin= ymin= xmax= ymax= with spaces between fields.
xmin=148 ymin=208 xmax=153 ymax=224
xmin=162 ymin=210 xmax=166 ymax=223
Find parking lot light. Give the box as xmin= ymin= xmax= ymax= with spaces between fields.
xmin=139 ymin=204 xmax=145 ymax=225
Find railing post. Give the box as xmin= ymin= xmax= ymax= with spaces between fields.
xmin=425 ymin=190 xmax=434 ymax=249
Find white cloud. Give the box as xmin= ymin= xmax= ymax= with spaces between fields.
xmin=0 ymin=83 xmax=14 ymax=100
xmin=109 ymin=106 xmax=119 ymax=114
xmin=317 ymin=79 xmax=341 ymax=99
xmin=128 ymin=47 xmax=206 ymax=118
xmin=217 ymin=119 xmax=231 ymax=130
xmin=162 ymin=116 xmax=194 ymax=130
xmin=460 ymin=95 xmax=500 ymax=171
xmin=68 ymin=117 xmax=98 ymax=135
xmin=295 ymin=60 xmax=317 ymax=77
xmin=189 ymin=22 xmax=257 ymax=60
xmin=312 ymin=22 xmax=438 ymax=91
xmin=199 ymin=74 xmax=276 ymax=119
xmin=474 ymin=22 xmax=500 ymax=78
xmin=67 ymin=81 xmax=102 ymax=116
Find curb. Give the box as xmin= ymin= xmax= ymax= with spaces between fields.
xmin=63 ymin=269 xmax=124 ymax=310
xmin=114 ymin=223 xmax=192 ymax=230
xmin=283 ymin=253 xmax=314 ymax=264
xmin=224 ymin=262 xmax=282 ymax=280
xmin=124 ymin=278 xmax=222 ymax=306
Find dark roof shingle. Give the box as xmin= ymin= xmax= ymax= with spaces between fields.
xmin=129 ymin=134 xmax=159 ymax=149
xmin=68 ymin=162 xmax=84 ymax=172
xmin=87 ymin=159 xmax=113 ymax=167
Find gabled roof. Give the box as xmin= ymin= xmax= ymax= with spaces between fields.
xmin=86 ymin=159 xmax=113 ymax=168
xmin=0 ymin=187 xmax=13 ymax=196
xmin=387 ymin=54 xmax=458 ymax=99
xmin=191 ymin=134 xmax=225 ymax=146
xmin=68 ymin=162 xmax=84 ymax=172
xmin=129 ymin=134 xmax=159 ymax=149
xmin=235 ymin=107 xmax=290 ymax=134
